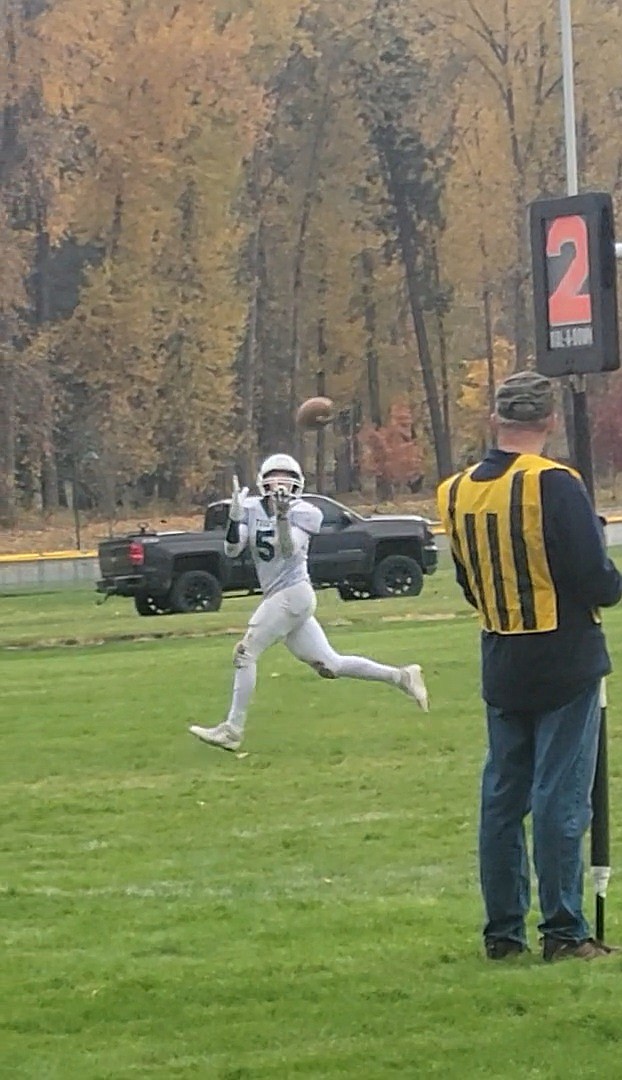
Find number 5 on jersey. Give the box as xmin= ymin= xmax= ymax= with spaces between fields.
xmin=256 ymin=528 xmax=275 ymax=562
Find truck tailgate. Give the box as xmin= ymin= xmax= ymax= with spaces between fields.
xmin=98 ymin=539 xmax=136 ymax=577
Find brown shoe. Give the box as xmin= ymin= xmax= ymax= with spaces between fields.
xmin=542 ymin=937 xmax=617 ymax=962
xmin=485 ymin=939 xmax=528 ymax=960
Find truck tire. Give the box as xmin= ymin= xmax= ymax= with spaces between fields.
xmin=372 ymin=554 xmax=424 ymax=598
xmin=337 ymin=579 xmax=373 ymax=601
xmin=134 ymin=592 xmax=172 ymax=617
xmin=169 ymin=569 xmax=223 ymax=613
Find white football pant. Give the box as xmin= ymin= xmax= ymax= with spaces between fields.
xmin=226 ymin=581 xmax=403 ymax=734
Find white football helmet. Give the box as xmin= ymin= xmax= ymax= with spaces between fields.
xmin=257 ymin=453 xmax=305 ymax=498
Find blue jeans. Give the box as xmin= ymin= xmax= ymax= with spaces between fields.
xmin=479 ymin=682 xmax=601 ymax=945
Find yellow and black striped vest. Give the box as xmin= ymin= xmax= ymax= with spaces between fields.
xmin=437 ymin=454 xmax=582 ymax=635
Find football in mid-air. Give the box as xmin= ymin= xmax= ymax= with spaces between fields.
xmin=295 ymin=395 xmax=335 ymax=430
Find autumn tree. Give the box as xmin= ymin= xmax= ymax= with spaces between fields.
xmin=431 ymin=0 xmax=566 ymax=368
xmin=0 ymin=0 xmax=71 ymax=520
xmin=359 ymin=398 xmax=423 ymax=494
xmin=0 ymin=207 xmax=27 ymax=526
xmin=3 ymin=0 xmax=622 ymax=525
xmin=353 ymin=3 xmax=454 ymax=478
xmin=456 ymin=335 xmax=514 ymax=461
xmin=35 ymin=0 xmax=271 ymax=503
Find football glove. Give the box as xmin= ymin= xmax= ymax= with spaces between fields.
xmin=229 ymin=474 xmax=249 ymax=523
xmin=274 ymin=487 xmax=291 ymax=520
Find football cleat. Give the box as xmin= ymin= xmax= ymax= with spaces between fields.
xmin=189 ymin=722 xmax=242 ymax=752
xmin=398 ymin=664 xmax=429 ymax=711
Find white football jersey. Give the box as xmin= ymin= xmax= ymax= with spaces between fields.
xmin=241 ymin=497 xmax=323 ymax=598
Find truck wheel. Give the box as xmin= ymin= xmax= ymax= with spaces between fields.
xmin=337 ymin=579 xmax=373 ymax=601
xmin=372 ymin=555 xmax=424 ymax=598
xmin=134 ymin=593 xmax=172 ymax=617
xmin=170 ymin=570 xmax=223 ymax=613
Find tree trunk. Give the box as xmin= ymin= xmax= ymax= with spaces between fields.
xmin=562 ymin=380 xmax=576 ymax=462
xmin=0 ymin=7 xmax=20 ymax=524
xmin=241 ymin=220 xmax=261 ymax=485
xmin=288 ymin=79 xmax=332 ymax=459
xmin=483 ymin=284 xmax=497 ymax=449
xmin=351 ymin=400 xmax=362 ymax=491
xmin=383 ymin=148 xmax=452 ymax=480
xmin=315 ymin=364 xmax=327 ymax=493
xmin=0 ymin=347 xmax=17 ymax=526
xmin=430 ymin=239 xmax=453 ymax=467
xmin=464 ymin=117 xmax=497 ymax=450
xmin=361 ymin=249 xmax=391 ymax=499
xmin=503 ymin=80 xmax=531 ymax=370
xmin=511 ymin=212 xmax=530 ymax=370
xmin=334 ymin=406 xmax=356 ymax=493
xmin=333 ymin=409 xmax=350 ymax=493
xmin=109 ymin=190 xmax=124 ymax=259
xmin=361 ymin=249 xmax=382 ymax=428
xmin=1 ymin=4 xmax=19 ymax=184
xmin=33 ymin=199 xmax=59 ymax=510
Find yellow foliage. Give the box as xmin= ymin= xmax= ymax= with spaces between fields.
xmin=456 ymin=336 xmax=515 ymax=450
xmin=28 ymin=0 xmax=280 ymax=490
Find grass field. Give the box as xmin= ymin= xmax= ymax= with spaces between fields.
xmin=3 ymin=572 xmax=622 ymax=1079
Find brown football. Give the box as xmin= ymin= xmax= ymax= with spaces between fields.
xmin=295 ymin=395 xmax=335 ymax=430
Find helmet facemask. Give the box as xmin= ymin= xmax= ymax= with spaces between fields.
xmin=259 ymin=470 xmax=303 ymax=498
xmin=257 ymin=453 xmax=305 ymax=499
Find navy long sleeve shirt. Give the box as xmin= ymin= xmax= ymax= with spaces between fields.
xmin=452 ymin=450 xmax=622 ymax=713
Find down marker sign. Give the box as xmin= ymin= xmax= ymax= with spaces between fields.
xmin=530 ymin=192 xmax=619 ymax=377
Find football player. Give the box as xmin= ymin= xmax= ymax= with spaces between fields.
xmin=189 ymin=453 xmax=428 ymax=751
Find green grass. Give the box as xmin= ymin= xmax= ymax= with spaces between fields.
xmin=0 ymin=557 xmax=473 ymax=648
xmin=2 ymin=589 xmax=622 ymax=1078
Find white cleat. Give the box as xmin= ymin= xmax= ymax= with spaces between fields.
xmin=189 ymin=722 xmax=242 ymax=752
xmin=398 ymin=664 xmax=429 ymax=711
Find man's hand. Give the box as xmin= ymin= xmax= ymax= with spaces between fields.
xmin=274 ymin=487 xmax=291 ymax=520
xmin=273 ymin=487 xmax=294 ymax=557
xmin=229 ymin=474 xmax=249 ymax=523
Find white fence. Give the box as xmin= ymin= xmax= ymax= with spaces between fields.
xmin=0 ymin=552 xmax=99 ymax=590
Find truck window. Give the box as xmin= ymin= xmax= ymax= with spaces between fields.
xmin=304 ymin=496 xmax=347 ymax=528
xmin=204 ymin=502 xmax=229 ymax=531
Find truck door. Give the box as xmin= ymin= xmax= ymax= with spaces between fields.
xmin=305 ymin=497 xmax=370 ymax=583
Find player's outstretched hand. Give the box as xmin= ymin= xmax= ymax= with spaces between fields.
xmin=229 ymin=474 xmax=249 ymax=522
xmin=274 ymin=488 xmax=290 ymax=520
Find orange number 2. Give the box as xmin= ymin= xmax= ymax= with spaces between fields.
xmin=546 ymin=215 xmax=592 ymax=327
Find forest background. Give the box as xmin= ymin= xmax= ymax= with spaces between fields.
xmin=2 ymin=0 xmax=622 ymax=550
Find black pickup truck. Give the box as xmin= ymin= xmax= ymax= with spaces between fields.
xmin=96 ymin=494 xmax=438 ymax=615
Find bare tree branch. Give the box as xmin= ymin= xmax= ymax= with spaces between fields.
xmin=465 ymin=0 xmax=507 ymax=64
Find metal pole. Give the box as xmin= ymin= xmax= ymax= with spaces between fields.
xmin=571 ymin=387 xmax=595 ymax=503
xmin=571 ymin=368 xmax=610 ymax=945
xmin=559 ymin=0 xmax=610 ymax=943
xmin=560 ymin=0 xmax=578 ymax=197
